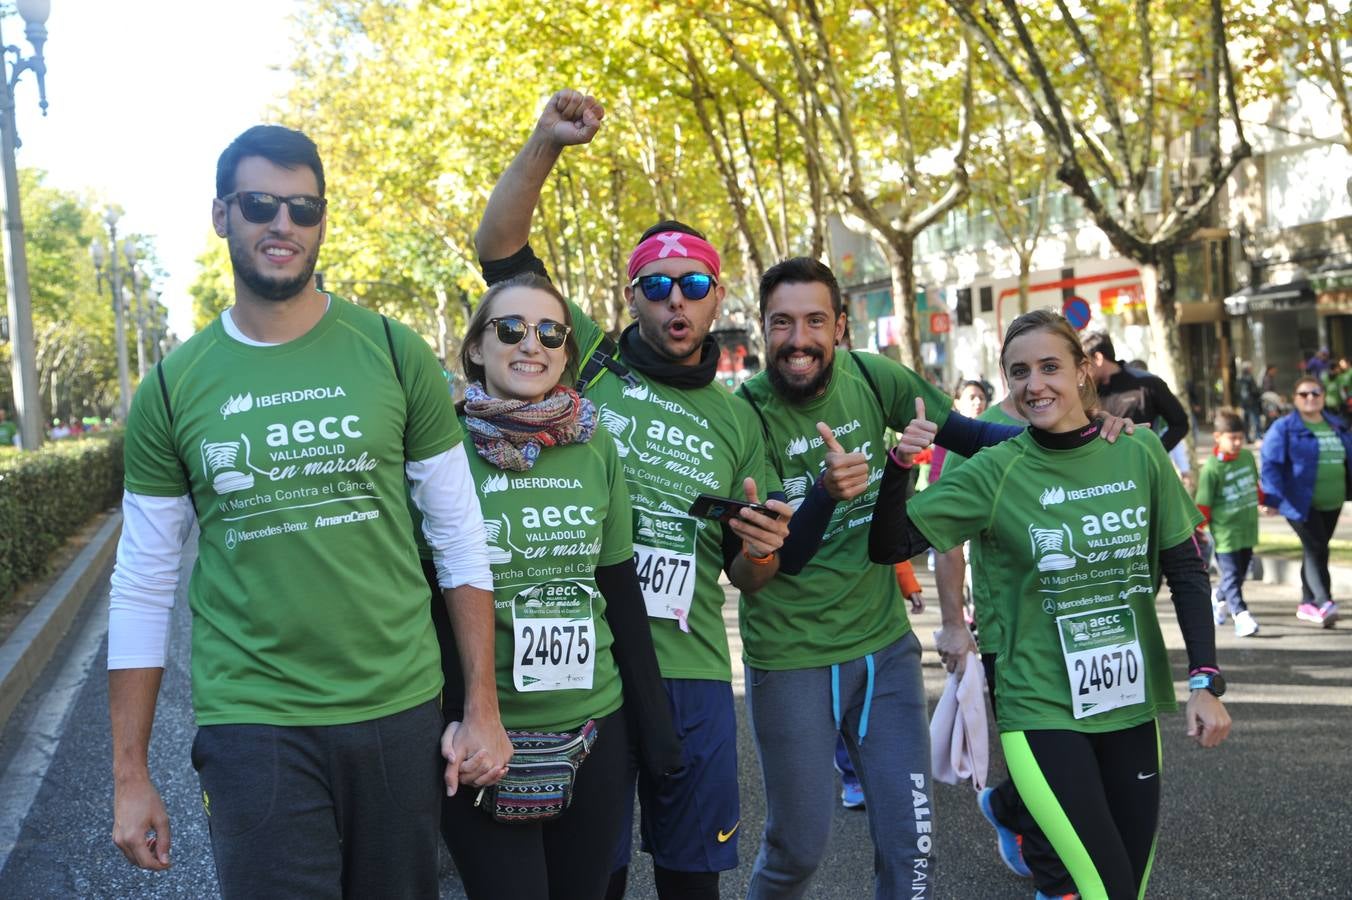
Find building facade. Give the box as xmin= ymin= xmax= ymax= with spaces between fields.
xmin=830 ymin=54 xmax=1352 ymax=414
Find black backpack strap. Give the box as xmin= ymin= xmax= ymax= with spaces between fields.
xmin=737 ymin=385 xmax=785 ymax=480
xmin=156 ymin=362 xmax=199 ymax=517
xmin=382 ymin=315 xmax=405 ymax=389
xmin=576 ymin=333 xmax=638 ymax=392
xmin=849 ymin=350 xmax=886 ymax=413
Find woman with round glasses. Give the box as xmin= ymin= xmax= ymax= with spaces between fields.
xmin=1260 ymin=374 xmax=1352 ymax=627
xmin=423 ymin=272 xmax=680 ymax=899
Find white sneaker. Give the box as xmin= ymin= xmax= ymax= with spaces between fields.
xmin=1212 ymin=593 xmax=1228 ymax=626
xmin=1234 ymin=610 xmax=1260 ymax=637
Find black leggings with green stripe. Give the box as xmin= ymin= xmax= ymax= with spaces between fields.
xmin=1001 ymin=720 xmax=1161 ymax=900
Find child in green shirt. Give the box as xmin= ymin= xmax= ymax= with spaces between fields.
xmin=1196 ymin=409 xmax=1264 ymax=637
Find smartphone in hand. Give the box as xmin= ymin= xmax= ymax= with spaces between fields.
xmin=687 ymin=493 xmax=781 ymax=523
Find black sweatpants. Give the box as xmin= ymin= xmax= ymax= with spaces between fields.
xmin=1002 ymin=719 xmax=1162 ymax=900
xmin=440 ymin=709 xmax=631 ymax=899
xmin=1286 ymin=507 xmax=1341 ymax=604
xmin=191 ymin=699 xmax=444 ymax=899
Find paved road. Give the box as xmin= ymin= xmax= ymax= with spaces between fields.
xmin=1 ymin=543 xmax=1350 ymax=898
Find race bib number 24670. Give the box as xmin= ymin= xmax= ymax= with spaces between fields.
xmin=1056 ymin=605 xmax=1146 ymax=719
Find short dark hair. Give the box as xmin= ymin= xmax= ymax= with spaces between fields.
xmin=1213 ymin=408 xmax=1245 ymax=434
xmin=460 ymin=274 xmax=580 ymax=390
xmin=758 ymin=257 xmax=843 ymax=319
xmin=1081 ymin=331 xmax=1115 ymax=361
xmin=216 ymin=125 xmax=326 ymax=198
xmin=638 ymin=219 xmax=706 ymax=243
xmin=955 ymin=379 xmax=990 ymax=404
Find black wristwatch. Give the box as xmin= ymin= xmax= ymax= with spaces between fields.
xmin=1188 ymin=670 xmax=1226 ymax=697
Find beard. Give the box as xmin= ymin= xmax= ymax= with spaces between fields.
xmin=767 ymin=344 xmax=833 ymax=404
xmin=227 ymin=225 xmax=319 ymax=302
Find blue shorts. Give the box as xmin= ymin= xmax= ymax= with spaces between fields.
xmin=613 ymin=678 xmax=740 ymax=873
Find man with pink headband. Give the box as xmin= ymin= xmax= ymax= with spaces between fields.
xmin=475 ymin=90 xmax=809 ymax=900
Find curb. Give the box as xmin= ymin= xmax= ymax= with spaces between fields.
xmin=1254 ymin=551 xmax=1352 ymax=597
xmin=0 ymin=513 xmax=122 ymax=733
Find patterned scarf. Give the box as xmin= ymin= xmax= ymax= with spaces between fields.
xmin=463 ymin=382 xmax=597 ymax=471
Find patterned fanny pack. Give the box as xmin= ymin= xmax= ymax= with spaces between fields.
xmin=474 ymin=719 xmax=599 ymax=823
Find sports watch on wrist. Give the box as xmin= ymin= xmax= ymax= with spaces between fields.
xmin=1188 ymin=670 xmax=1226 ymax=697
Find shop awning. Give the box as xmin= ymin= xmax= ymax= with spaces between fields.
xmin=1312 ymin=265 xmax=1352 ymax=294
xmin=1223 ymin=280 xmax=1314 ymax=315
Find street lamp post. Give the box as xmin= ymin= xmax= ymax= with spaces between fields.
xmin=124 ymin=239 xmax=146 ymax=379
xmin=90 ymin=210 xmax=131 ymax=422
xmin=149 ymin=289 xmax=166 ymax=365
xmin=0 ymin=0 xmax=52 ymax=450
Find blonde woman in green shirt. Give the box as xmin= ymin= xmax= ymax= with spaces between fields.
xmin=871 ymin=309 xmax=1230 ymax=900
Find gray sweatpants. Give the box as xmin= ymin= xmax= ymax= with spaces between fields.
xmin=745 ymin=631 xmax=934 ymax=900
xmin=190 ymin=699 xmax=443 ymax=899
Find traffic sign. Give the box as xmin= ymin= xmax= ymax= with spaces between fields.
xmin=1063 ymin=296 xmax=1091 ymax=330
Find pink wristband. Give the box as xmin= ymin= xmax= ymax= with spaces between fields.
xmin=888 ymin=446 xmax=914 ymax=469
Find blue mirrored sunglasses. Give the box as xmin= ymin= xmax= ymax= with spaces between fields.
xmin=630 ymin=272 xmax=717 ymax=302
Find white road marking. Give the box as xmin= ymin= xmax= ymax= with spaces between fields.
xmin=0 ymin=593 xmax=110 ymax=875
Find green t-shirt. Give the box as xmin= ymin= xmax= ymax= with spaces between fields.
xmin=736 ymin=351 xmax=954 ymax=670
xmin=572 ymin=304 xmax=780 ymax=682
xmin=124 ymin=297 xmax=460 ymax=726
xmin=938 ymin=403 xmax=1025 ymax=649
xmin=0 ymin=420 xmax=17 ymax=447
xmin=464 ymin=421 xmax=630 ymax=731
xmin=1195 ymin=450 xmax=1259 ymax=553
xmin=1308 ymin=420 xmax=1347 ymax=511
xmin=908 ymin=429 xmax=1202 ymax=733
xmin=1323 ymin=370 xmax=1349 ymax=412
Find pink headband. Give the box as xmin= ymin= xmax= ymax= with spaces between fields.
xmin=626 ymin=231 xmax=722 ymax=280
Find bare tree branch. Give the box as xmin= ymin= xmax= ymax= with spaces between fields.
xmin=863 ymin=0 xmax=921 ymax=185
xmin=728 ymin=101 xmax=778 ymax=259
xmin=1053 ymin=0 xmax=1134 ymax=176
xmin=684 ymin=44 xmax=768 ymax=275
xmin=1311 ymin=0 xmax=1352 ymax=147
xmin=1135 ymin=0 xmax=1156 ymax=185
xmin=698 ymin=10 xmax=846 ymax=201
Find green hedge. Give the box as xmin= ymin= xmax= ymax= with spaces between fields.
xmin=0 ymin=431 xmax=124 ymax=598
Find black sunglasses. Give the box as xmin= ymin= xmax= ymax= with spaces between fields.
xmin=1296 ymin=389 xmax=1324 ymax=398
xmin=630 ymin=272 xmax=717 ymax=302
xmin=485 ymin=316 xmax=571 ymax=350
xmin=222 ymin=191 xmax=327 ymax=227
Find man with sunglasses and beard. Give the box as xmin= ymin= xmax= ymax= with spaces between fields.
xmin=477 ymin=91 xmax=799 ymax=900
xmin=107 ymin=125 xmax=510 ymax=898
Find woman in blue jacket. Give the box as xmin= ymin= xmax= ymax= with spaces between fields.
xmin=1261 ymin=375 xmax=1352 ymax=627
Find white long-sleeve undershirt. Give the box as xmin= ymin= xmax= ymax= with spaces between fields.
xmin=108 ymin=442 xmax=492 ymax=669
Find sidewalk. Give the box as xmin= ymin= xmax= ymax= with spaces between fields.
xmin=0 ymin=514 xmax=122 ymax=732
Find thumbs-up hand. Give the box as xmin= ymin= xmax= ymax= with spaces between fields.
xmin=894 ymin=398 xmax=938 ymax=461
xmin=818 ymin=421 xmax=870 ymax=501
